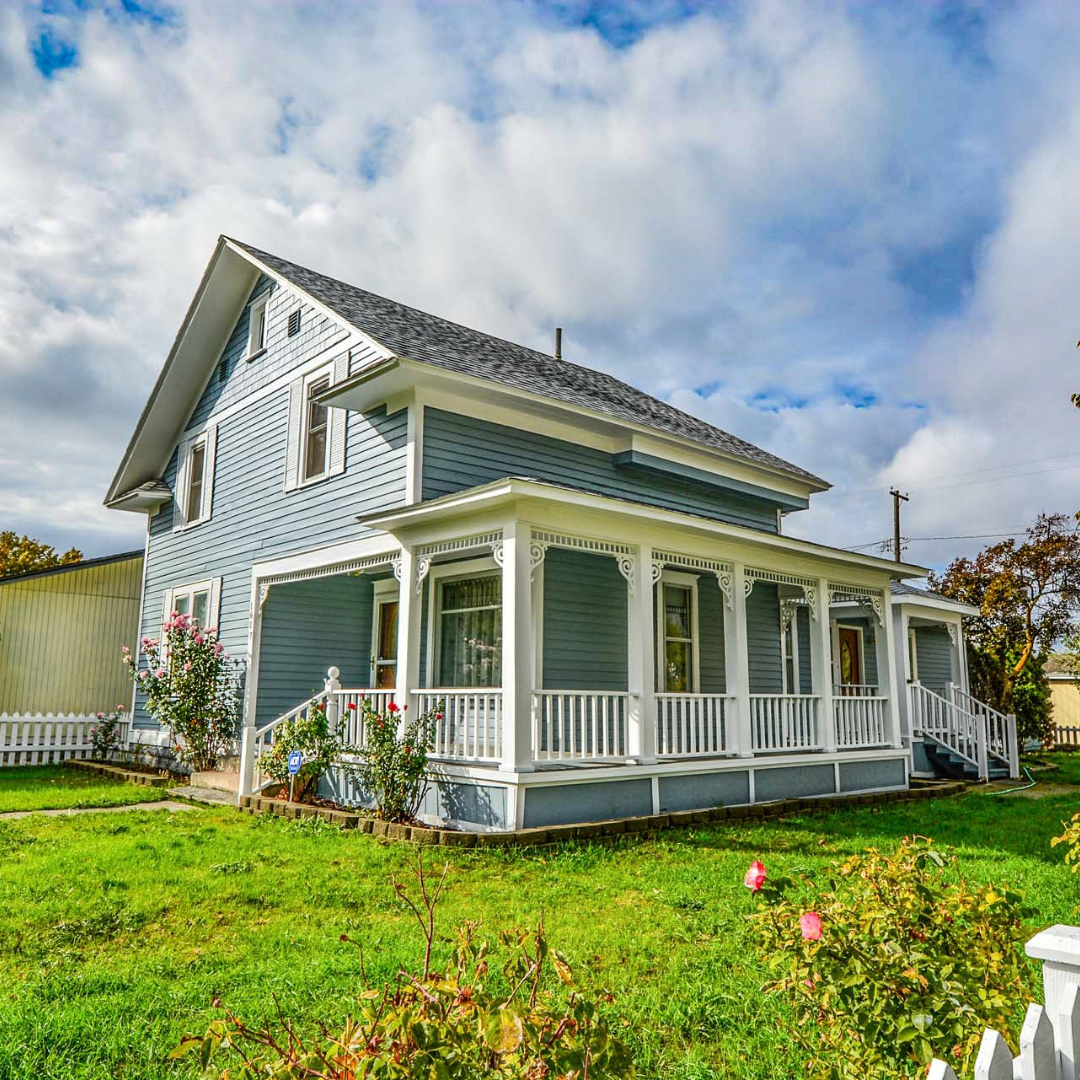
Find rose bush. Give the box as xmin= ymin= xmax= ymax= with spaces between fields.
xmin=746 ymin=838 xmax=1032 ymax=1080
xmin=259 ymin=699 xmax=352 ymax=801
xmin=124 ymin=613 xmax=241 ymax=771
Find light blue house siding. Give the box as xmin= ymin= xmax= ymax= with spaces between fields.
xmin=746 ymin=583 xmax=783 ymax=693
xmin=134 ymin=280 xmax=408 ymax=728
xmin=422 ymin=409 xmax=784 ymax=533
xmin=256 ymin=575 xmax=375 ymax=727
xmin=915 ymin=626 xmax=954 ymax=688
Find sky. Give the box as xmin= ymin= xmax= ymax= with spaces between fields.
xmin=1 ymin=0 xmax=1078 ymax=571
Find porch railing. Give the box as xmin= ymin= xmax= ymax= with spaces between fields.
xmin=335 ymin=690 xmax=396 ymax=747
xmin=532 ymin=691 xmax=632 ymax=761
xmin=655 ymin=693 xmax=734 ymax=757
xmin=246 ymin=690 xmax=328 ymax=794
xmin=750 ymin=694 xmax=821 ymax=753
xmin=833 ymin=688 xmax=888 ymax=749
xmin=945 ymin=684 xmax=1018 ymax=774
xmin=910 ymin=681 xmax=981 ymax=771
xmin=412 ymin=689 xmax=502 ymax=761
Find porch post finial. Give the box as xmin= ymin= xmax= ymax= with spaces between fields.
xmin=324 ymin=666 xmax=342 ymax=735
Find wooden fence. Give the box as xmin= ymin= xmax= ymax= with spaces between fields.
xmin=0 ymin=713 xmax=127 ymax=766
xmin=1052 ymin=725 xmax=1080 ymax=749
xmin=929 ymin=924 xmax=1080 ymax=1079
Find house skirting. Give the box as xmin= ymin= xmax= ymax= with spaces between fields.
xmin=321 ymin=749 xmax=909 ymax=832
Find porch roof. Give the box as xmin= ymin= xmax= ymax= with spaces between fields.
xmin=358 ymin=476 xmax=930 ymax=580
xmin=889 ymin=581 xmax=979 ymax=617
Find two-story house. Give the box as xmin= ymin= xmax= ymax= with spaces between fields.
xmin=106 ymin=237 xmax=1017 ymax=830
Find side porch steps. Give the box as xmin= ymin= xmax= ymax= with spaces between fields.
xmin=922 ymin=738 xmax=1009 ymax=783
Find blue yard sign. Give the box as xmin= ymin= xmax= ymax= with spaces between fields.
xmin=287 ymin=749 xmax=303 ymax=803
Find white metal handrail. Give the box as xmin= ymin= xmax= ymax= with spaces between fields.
xmin=655 ymin=693 xmax=734 ymax=757
xmin=412 ymin=689 xmax=502 ymax=760
xmin=834 ymin=693 xmax=888 ymax=748
xmin=750 ymin=694 xmax=821 ymax=753
xmin=532 ymin=691 xmax=632 ymax=761
xmin=910 ymin=682 xmax=981 ymax=772
xmin=946 ymin=684 xmax=1017 ymax=772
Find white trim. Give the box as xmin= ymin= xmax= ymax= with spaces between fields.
xmin=172 ymin=425 xmax=216 ymax=532
xmin=251 ymin=535 xmax=399 ymax=580
xmin=656 ymin=570 xmax=700 ymax=693
xmin=404 ymin=395 xmax=425 ymax=504
xmin=245 ymin=291 xmax=269 ymax=360
xmin=532 ymin=559 xmax=545 ymax=692
xmin=781 ymin=608 xmax=801 ymax=694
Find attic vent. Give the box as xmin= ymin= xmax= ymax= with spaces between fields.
xmin=217 ymin=358 xmax=228 ymax=384
xmin=288 ymin=310 xmax=301 ymax=337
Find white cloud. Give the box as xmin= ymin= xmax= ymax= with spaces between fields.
xmin=1 ymin=0 xmax=1079 ymax=569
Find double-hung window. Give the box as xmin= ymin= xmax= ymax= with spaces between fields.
xmin=163 ymin=578 xmax=221 ymax=633
xmin=658 ymin=574 xmax=698 ymax=693
xmin=435 ymin=573 xmax=502 ymax=688
xmin=303 ymin=375 xmax=331 ymax=481
xmin=173 ymin=427 xmax=216 ymax=530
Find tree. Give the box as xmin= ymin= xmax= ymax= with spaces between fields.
xmin=0 ymin=532 xmax=81 ymax=579
xmin=929 ymin=513 xmax=1080 ymax=724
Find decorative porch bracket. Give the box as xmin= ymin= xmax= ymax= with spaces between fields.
xmin=651 ymin=549 xmax=735 ymax=610
xmin=745 ymin=567 xmax=818 ymax=622
xmin=828 ymin=581 xmax=886 ymax=626
xmin=414 ymin=531 xmax=505 ymax=595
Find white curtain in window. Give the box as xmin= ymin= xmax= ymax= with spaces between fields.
xmin=437 ymin=576 xmax=502 ymax=687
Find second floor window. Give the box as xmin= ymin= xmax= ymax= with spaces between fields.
xmin=247 ymin=294 xmax=268 ymax=358
xmin=303 ymin=376 xmax=330 ymax=480
xmin=186 ymin=441 xmax=206 ymax=523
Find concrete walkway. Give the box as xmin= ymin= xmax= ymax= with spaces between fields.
xmin=0 ymin=799 xmax=198 ymax=821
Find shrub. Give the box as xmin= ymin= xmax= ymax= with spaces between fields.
xmin=175 ymin=855 xmax=635 ymax=1079
xmin=258 ymin=699 xmax=351 ymax=801
xmin=89 ymin=707 xmax=127 ymax=760
xmin=1051 ymin=813 xmax=1080 ymax=869
xmin=352 ymin=697 xmax=438 ymax=822
xmin=124 ymin=613 xmax=241 ymax=771
xmin=747 ymin=838 xmax=1031 ymax=1080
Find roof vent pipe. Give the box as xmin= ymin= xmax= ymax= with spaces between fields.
xmin=554 ymin=327 xmax=562 ymax=361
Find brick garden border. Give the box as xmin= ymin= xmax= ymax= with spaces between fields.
xmin=238 ymin=779 xmax=967 ymax=847
xmin=63 ymin=759 xmax=173 ymax=789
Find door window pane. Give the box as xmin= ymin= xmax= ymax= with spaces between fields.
xmin=662 ymin=583 xmax=694 ymax=692
xmin=375 ymin=600 xmax=398 ymax=689
xmin=437 ymin=575 xmax=502 ymax=687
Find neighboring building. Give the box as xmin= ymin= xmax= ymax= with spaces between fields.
xmin=0 ymin=551 xmax=144 ymax=716
xmin=1048 ymin=655 xmax=1080 ymax=730
xmin=105 ymin=237 xmax=1017 ymax=830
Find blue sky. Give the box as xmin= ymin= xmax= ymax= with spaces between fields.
xmin=2 ymin=0 xmax=1078 ymax=567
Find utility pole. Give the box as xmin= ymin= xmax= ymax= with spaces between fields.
xmin=889 ymin=489 xmax=909 ymax=563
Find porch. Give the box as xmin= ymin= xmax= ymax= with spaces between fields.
xmin=239 ymin=480 xmax=910 ymax=827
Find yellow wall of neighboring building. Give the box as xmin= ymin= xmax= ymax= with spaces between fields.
xmin=1051 ymin=679 xmax=1080 ymax=728
xmin=0 ymin=554 xmax=143 ymax=715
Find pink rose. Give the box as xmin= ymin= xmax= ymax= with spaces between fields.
xmin=744 ymin=860 xmax=767 ymax=893
xmin=96 ymin=712 xmax=104 ymax=719
xmin=183 ymin=661 xmax=192 ymax=672
xmin=194 ymin=633 xmax=204 ymax=645
xmin=121 ymin=645 xmax=130 ymax=654
xmin=138 ymin=671 xmax=148 ymax=681
xmin=799 ymin=912 xmax=823 ymax=941
xmin=156 ymin=668 xmax=166 ymax=678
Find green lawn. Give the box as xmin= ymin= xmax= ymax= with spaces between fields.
xmin=0 ymin=763 xmax=1078 ymax=1079
xmin=0 ymin=765 xmax=165 ymax=813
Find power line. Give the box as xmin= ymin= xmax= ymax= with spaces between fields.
xmin=844 ymin=530 xmax=1027 ymax=552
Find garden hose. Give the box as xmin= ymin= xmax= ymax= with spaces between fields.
xmin=985 ymin=766 xmax=1038 ymax=796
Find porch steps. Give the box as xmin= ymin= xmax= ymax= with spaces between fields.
xmin=923 ymin=740 xmax=1010 ymax=783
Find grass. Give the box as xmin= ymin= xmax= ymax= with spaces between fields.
xmin=0 ymin=762 xmax=1078 ymax=1079
xmin=0 ymin=765 xmax=166 ymax=813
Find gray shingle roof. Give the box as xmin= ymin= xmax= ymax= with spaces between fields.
xmin=230 ymin=239 xmax=827 ymax=486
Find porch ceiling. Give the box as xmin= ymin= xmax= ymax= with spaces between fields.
xmin=357 ymin=476 xmax=930 ymax=582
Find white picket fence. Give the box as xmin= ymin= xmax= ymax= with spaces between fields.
xmin=929 ymin=924 xmax=1080 ymax=1079
xmin=0 ymin=713 xmax=126 ymax=766
xmin=1052 ymin=726 xmax=1080 ymax=749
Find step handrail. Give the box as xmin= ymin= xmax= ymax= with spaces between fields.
xmin=945 ymin=684 xmax=1018 ymax=773
xmin=910 ymin=682 xmax=983 ymax=776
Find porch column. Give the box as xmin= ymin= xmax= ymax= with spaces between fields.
xmin=876 ymin=600 xmax=903 ymax=750
xmin=893 ymin=604 xmax=912 ymax=744
xmin=394 ymin=546 xmax=423 ymax=730
xmin=724 ymin=562 xmax=753 ymax=757
xmin=500 ymin=520 xmax=534 ymax=773
xmin=238 ymin=577 xmax=266 ymax=802
xmin=627 ymin=546 xmax=657 ymax=764
xmin=811 ymin=577 xmax=837 ymax=753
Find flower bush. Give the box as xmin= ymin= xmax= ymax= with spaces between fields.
xmin=175 ymin=855 xmax=635 ymax=1079
xmin=352 ymin=697 xmax=438 ymax=823
xmin=747 ymin=838 xmax=1031 ymax=1080
xmin=123 ymin=613 xmax=240 ymax=772
xmin=259 ymin=699 xmax=351 ymax=801
xmin=1052 ymin=812 xmax=1080 ymax=869
xmin=89 ymin=707 xmax=127 ymax=760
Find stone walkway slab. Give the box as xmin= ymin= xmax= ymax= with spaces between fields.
xmin=0 ymin=800 xmax=198 ymax=820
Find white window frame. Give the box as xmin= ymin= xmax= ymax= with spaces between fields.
xmin=298 ymin=362 xmax=333 ymax=488
xmin=246 ymin=293 xmax=269 ymax=360
xmin=781 ymin=609 xmax=801 ymax=694
xmin=173 ymin=427 xmax=216 ymax=531
xmin=162 ymin=577 xmax=221 ymax=634
xmin=424 ymin=557 xmax=501 ymax=689
xmin=655 ymin=570 xmax=700 ymax=694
